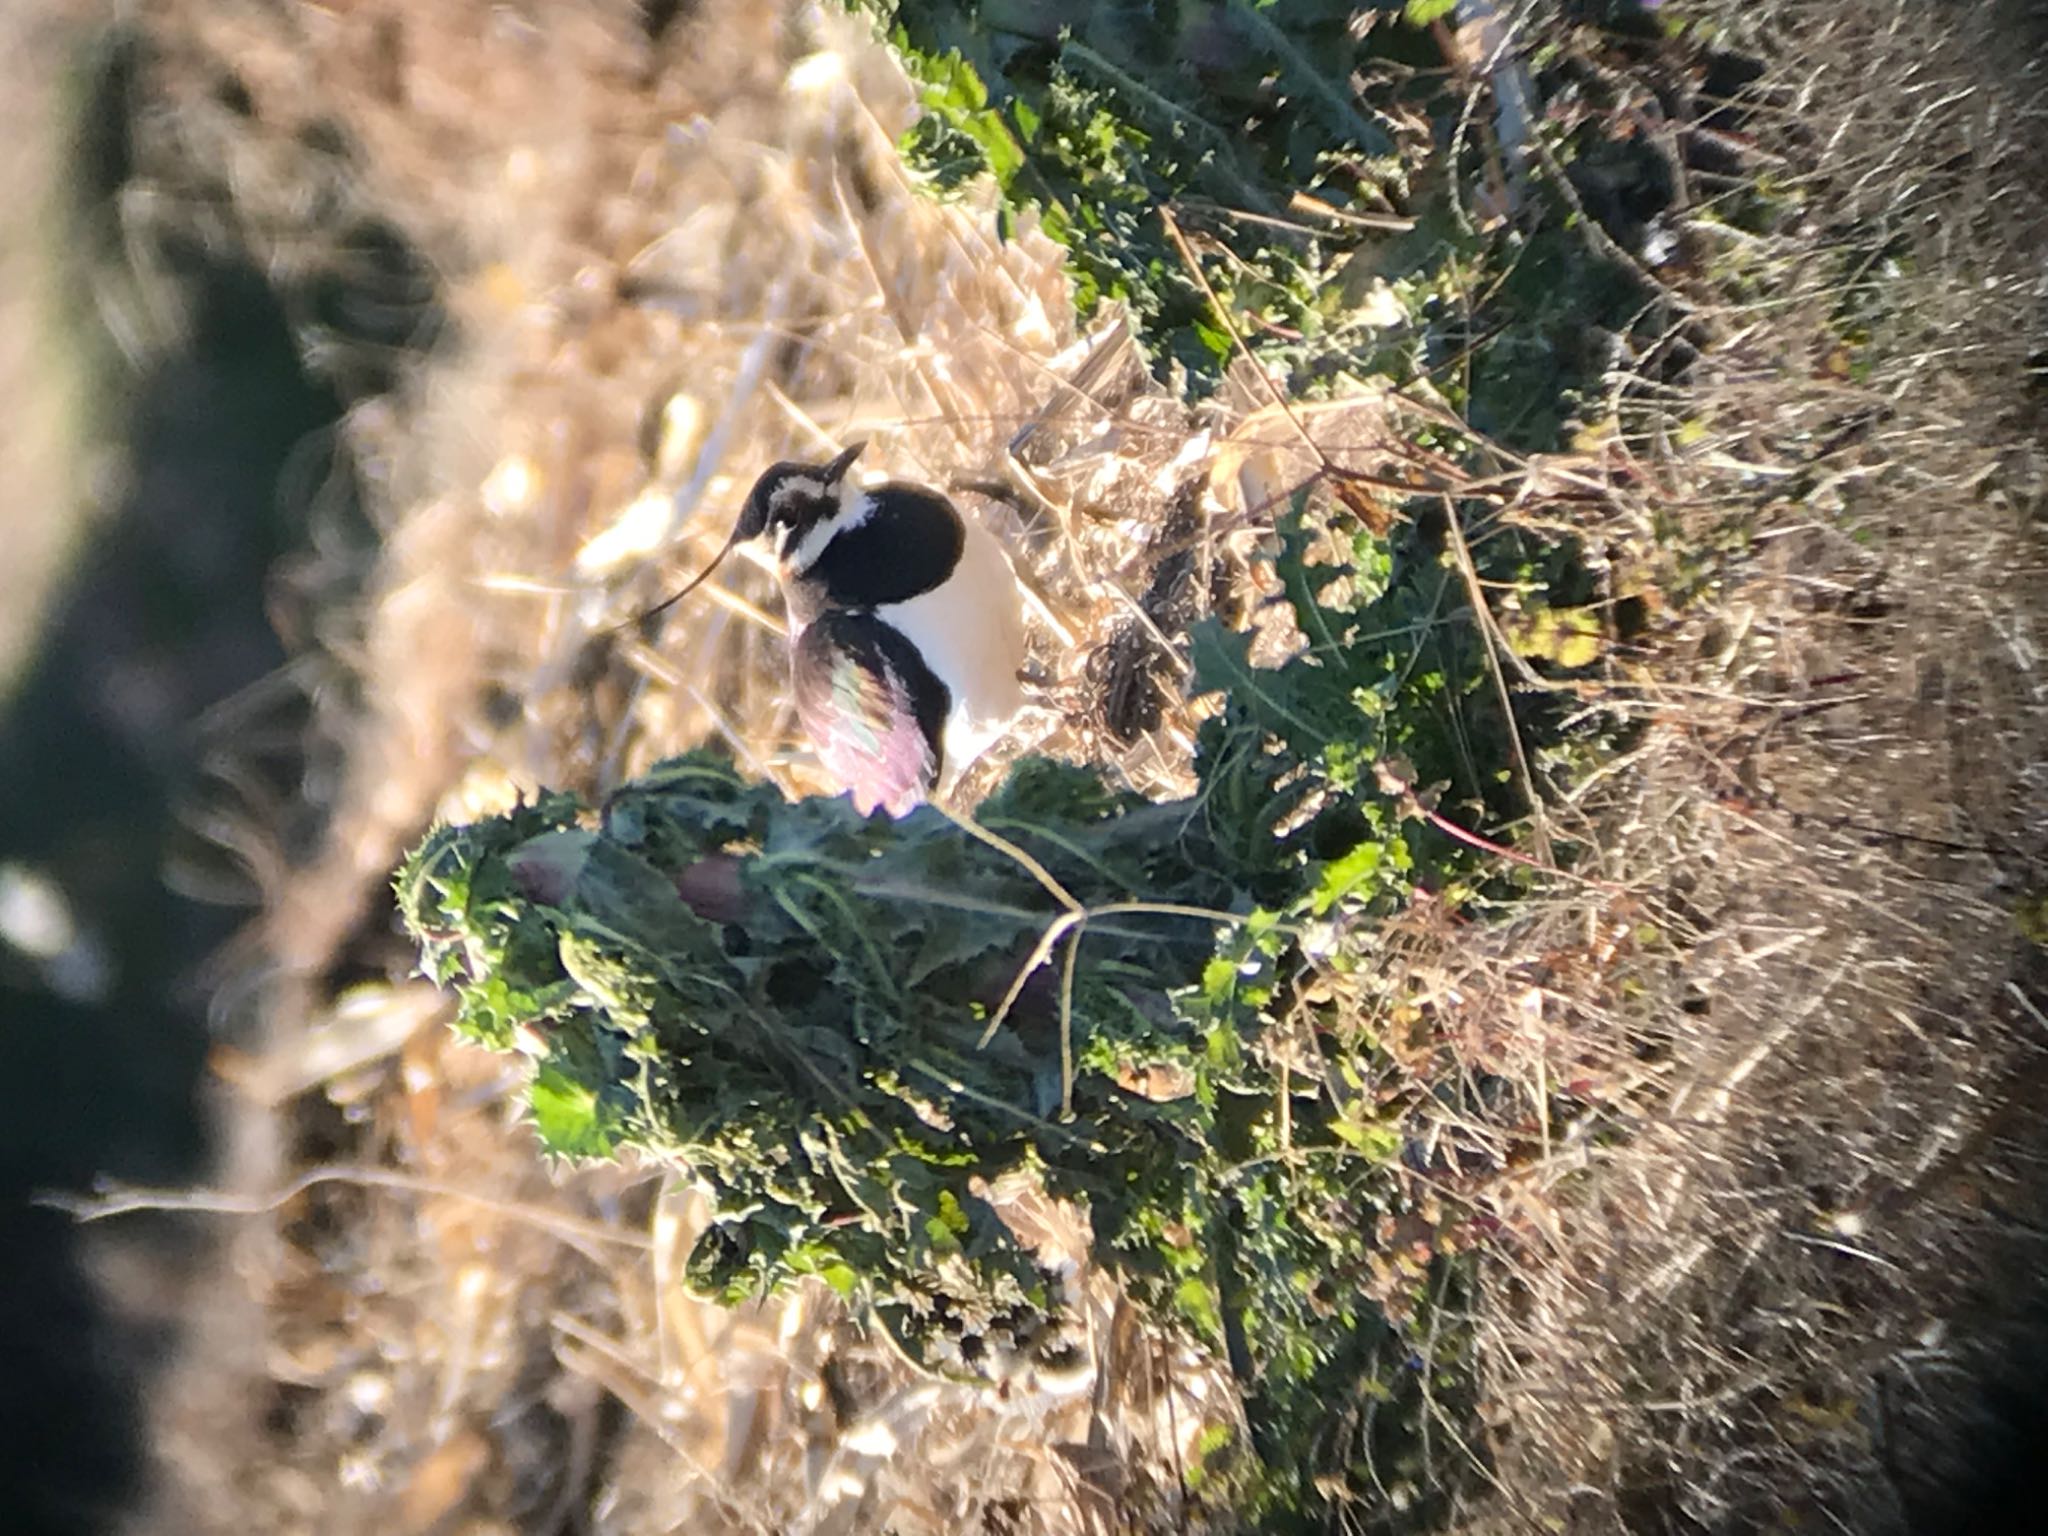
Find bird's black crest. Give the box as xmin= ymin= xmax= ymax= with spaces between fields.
xmin=736 ymin=442 xmax=866 ymax=545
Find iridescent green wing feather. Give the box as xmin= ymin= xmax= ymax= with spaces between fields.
xmin=791 ymin=611 xmax=947 ymax=816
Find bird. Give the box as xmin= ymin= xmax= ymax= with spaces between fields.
xmin=647 ymin=442 xmax=1026 ymax=816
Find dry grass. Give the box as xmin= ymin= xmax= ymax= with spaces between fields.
xmin=0 ymin=0 xmax=100 ymax=696
xmin=57 ymin=0 xmax=2048 ymax=1532
xmin=1449 ymin=3 xmax=2048 ymax=1527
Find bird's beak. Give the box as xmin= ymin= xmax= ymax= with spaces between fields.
xmin=624 ymin=442 xmax=863 ymax=634
xmin=821 ymin=440 xmax=866 ymax=486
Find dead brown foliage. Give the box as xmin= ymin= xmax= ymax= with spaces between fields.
xmin=1456 ymin=3 xmax=2048 ymax=1529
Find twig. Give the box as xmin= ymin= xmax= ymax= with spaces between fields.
xmin=2006 ymin=982 xmax=2048 ymax=1040
xmin=1525 ymin=118 xmax=1699 ymax=321
xmin=1439 ymin=493 xmax=1556 ymax=867
xmin=950 ymin=778 xmax=1295 ymax=1056
xmin=977 ymin=907 xmax=1087 ymax=1050
xmin=660 ymin=277 xmax=794 ymax=548
xmin=937 ymin=803 xmax=1085 ymax=916
xmin=1225 ymin=0 xmax=1402 ymax=163
xmin=1782 ymin=1230 xmax=1902 ymax=1272
xmin=1159 ymin=204 xmax=1323 ymax=469
xmin=44 ymin=1164 xmax=651 ymax=1259
xmin=1058 ymin=921 xmax=1082 ymax=1119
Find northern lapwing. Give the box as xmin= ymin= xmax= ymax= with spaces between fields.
xmin=650 ymin=442 xmax=1026 ymax=815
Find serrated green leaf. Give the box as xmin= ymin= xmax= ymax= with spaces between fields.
xmin=1189 ymin=618 xmax=1327 ymax=744
xmin=1313 ymin=840 xmax=1384 ymax=916
xmin=530 ymin=1061 xmax=620 ymax=1158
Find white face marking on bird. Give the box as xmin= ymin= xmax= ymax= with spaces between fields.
xmin=763 ymin=474 xmax=827 ymax=558
xmin=636 ymin=444 xmax=871 ymax=629
xmin=786 ymin=486 xmax=876 ymax=575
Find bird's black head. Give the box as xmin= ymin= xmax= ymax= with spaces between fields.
xmin=735 ymin=441 xmax=866 ymax=555
xmin=629 ymin=443 xmax=868 ymax=630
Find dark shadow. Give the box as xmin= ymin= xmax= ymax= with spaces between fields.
xmin=0 ymin=246 xmax=339 ymax=1536
xmin=0 ymin=27 xmax=425 ymax=1533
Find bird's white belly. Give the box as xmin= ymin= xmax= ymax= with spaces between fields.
xmin=872 ymin=518 xmax=1025 ymax=781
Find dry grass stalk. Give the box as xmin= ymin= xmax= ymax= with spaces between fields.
xmin=1447 ymin=3 xmax=2048 ymax=1527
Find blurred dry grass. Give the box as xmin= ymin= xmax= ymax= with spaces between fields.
xmin=29 ymin=0 xmax=2046 ymax=1533
xmin=0 ymin=0 xmax=96 ymax=697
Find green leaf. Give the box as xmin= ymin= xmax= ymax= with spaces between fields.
xmin=820 ymin=1262 xmax=860 ymax=1299
xmin=1404 ymin=0 xmax=1460 ymax=25
xmin=845 ymin=0 xmax=1417 ymax=392
xmin=1313 ymin=840 xmax=1384 ymax=916
xmin=529 ymin=1061 xmax=620 ymax=1158
xmin=2015 ymin=889 xmax=2048 ymax=945
xmin=1509 ymin=605 xmax=1604 ymax=669
xmin=1189 ymin=618 xmax=1330 ymax=745
xmin=1330 ymin=1115 xmax=1401 ymax=1162
xmin=1174 ymin=1274 xmax=1224 ymax=1341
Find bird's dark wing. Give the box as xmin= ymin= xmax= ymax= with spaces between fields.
xmin=791 ymin=610 xmax=949 ymax=816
